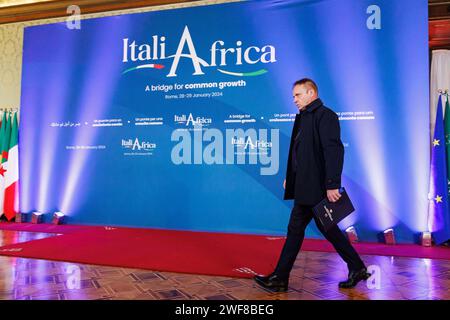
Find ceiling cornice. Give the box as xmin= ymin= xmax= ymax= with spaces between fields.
xmin=0 ymin=0 xmax=201 ymax=24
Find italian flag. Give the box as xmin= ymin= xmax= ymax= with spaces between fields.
xmin=0 ymin=111 xmax=6 ymax=163
xmin=3 ymin=112 xmax=19 ymax=221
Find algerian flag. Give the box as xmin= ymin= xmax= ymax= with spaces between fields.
xmin=0 ymin=113 xmax=11 ymax=217
xmin=3 ymin=112 xmax=19 ymax=220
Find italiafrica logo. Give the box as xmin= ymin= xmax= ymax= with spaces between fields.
xmin=122 ymin=25 xmax=276 ymax=77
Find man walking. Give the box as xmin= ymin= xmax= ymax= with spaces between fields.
xmin=254 ymin=78 xmax=369 ymax=291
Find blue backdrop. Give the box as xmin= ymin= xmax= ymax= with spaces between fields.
xmin=19 ymin=0 xmax=429 ymax=243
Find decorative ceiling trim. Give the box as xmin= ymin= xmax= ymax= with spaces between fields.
xmin=0 ymin=0 xmax=201 ymax=24
xmin=430 ymin=19 xmax=450 ymax=49
xmin=429 ymin=0 xmax=450 ymax=20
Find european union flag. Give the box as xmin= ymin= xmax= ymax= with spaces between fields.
xmin=429 ymin=95 xmax=450 ymax=245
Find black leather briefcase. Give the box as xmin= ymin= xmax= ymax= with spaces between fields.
xmin=312 ymin=188 xmax=355 ymax=232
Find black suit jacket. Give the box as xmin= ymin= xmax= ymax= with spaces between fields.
xmin=284 ymin=98 xmax=344 ymax=206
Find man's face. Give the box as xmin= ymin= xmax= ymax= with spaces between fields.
xmin=292 ymin=84 xmax=316 ymax=111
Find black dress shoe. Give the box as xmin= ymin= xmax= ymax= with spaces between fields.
xmin=254 ymin=273 xmax=289 ymax=292
xmin=338 ymin=268 xmax=371 ymax=289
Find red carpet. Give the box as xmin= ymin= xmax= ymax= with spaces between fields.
xmin=0 ymin=223 xmax=449 ymax=278
xmin=302 ymin=239 xmax=450 ymax=260
xmin=0 ymin=224 xmax=284 ymax=278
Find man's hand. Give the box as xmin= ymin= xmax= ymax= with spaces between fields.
xmin=283 ymin=179 xmax=286 ymax=190
xmin=327 ymin=189 xmax=341 ymax=203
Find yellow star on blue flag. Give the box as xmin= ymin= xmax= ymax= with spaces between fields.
xmin=433 ymin=139 xmax=440 ymax=147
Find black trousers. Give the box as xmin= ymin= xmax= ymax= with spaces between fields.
xmin=274 ymin=204 xmax=365 ymax=279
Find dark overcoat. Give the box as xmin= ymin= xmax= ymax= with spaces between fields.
xmin=284 ymin=98 xmax=344 ymax=206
